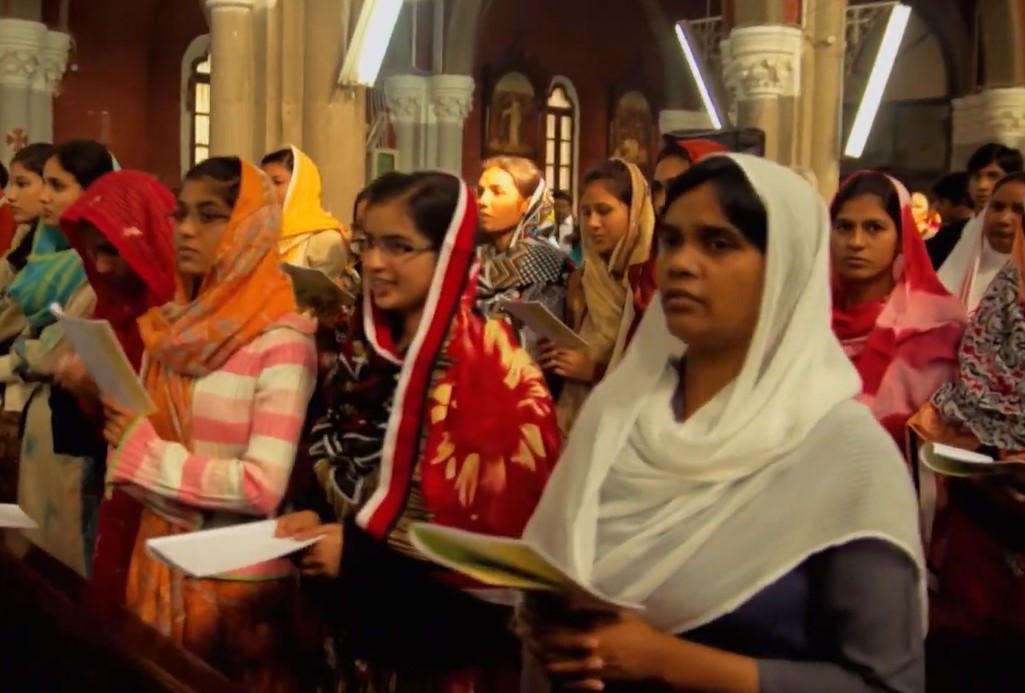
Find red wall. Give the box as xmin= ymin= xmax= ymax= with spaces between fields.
xmin=45 ymin=0 xmax=206 ymax=188
xmin=463 ymin=0 xmax=708 ymax=182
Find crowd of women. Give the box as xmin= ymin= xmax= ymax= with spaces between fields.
xmin=1 ymin=132 xmax=1023 ymax=693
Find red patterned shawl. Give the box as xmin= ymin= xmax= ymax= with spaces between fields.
xmin=831 ymin=172 xmax=967 ymax=445
xmin=353 ymin=177 xmax=560 ymax=539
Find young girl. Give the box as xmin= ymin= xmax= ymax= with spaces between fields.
xmin=278 ymin=170 xmax=561 ymax=691
xmin=5 ymin=139 xmax=114 ymax=575
xmin=101 ymin=157 xmax=317 ymax=690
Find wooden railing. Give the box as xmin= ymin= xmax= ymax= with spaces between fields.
xmin=0 ymin=543 xmax=242 ymax=692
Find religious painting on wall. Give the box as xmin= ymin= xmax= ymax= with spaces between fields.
xmin=610 ymin=91 xmax=654 ymax=169
xmin=485 ymin=71 xmax=537 ymax=158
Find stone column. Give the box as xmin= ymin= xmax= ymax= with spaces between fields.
xmin=804 ymin=0 xmax=846 ymax=200
xmin=279 ymin=0 xmax=305 ymax=146
xmin=385 ymin=74 xmax=428 ymax=172
xmin=722 ymin=24 xmax=804 ymax=164
xmin=429 ymin=74 xmax=474 ymax=175
xmin=28 ymin=29 xmax=70 ymax=144
xmin=303 ymin=0 xmax=365 ymax=218
xmin=206 ymin=0 xmax=257 ymax=160
xmin=950 ymin=88 xmax=1025 ymax=168
xmin=658 ymin=109 xmax=714 ymax=137
xmin=0 ymin=18 xmax=45 ymax=164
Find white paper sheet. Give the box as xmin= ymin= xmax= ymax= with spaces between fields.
xmin=922 ymin=442 xmax=1025 ymax=477
xmin=496 ymin=300 xmax=589 ymax=352
xmin=281 ymin=263 xmax=356 ymax=310
xmin=50 ymin=303 xmax=155 ymax=415
xmin=145 ymin=519 xmax=322 ymax=577
xmin=0 ymin=504 xmax=38 ymax=529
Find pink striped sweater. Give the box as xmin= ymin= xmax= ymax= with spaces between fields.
xmin=108 ymin=315 xmax=316 ymax=564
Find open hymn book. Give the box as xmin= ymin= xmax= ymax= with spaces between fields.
xmin=408 ymin=523 xmax=640 ymax=612
xmin=282 ymin=263 xmax=356 ymax=313
xmin=49 ymin=303 xmax=155 ymax=415
xmin=920 ymin=442 xmax=1025 ymax=477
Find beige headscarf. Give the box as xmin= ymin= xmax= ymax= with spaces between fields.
xmin=557 ymin=158 xmax=655 ymax=434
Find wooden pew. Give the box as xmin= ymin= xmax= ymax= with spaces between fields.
xmin=0 ymin=543 xmax=243 ymax=693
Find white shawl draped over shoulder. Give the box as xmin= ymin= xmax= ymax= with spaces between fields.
xmin=522 ymin=154 xmax=925 ymax=634
xmin=936 ymin=212 xmax=1008 ymax=312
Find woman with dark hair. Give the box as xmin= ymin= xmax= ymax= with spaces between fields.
xmin=544 ymin=158 xmax=653 ymax=434
xmin=277 ymin=170 xmax=560 ymax=691
xmin=261 ymin=145 xmax=350 ymax=279
xmin=519 ymin=155 xmax=924 ymax=692
xmin=907 ymin=172 xmax=1025 ymax=686
xmin=2 ymin=139 xmax=115 ymax=575
xmin=476 ymin=156 xmax=572 ymax=355
xmin=98 ymin=157 xmax=317 ymax=690
xmin=829 ymin=171 xmax=966 ymax=447
xmin=0 ymin=143 xmax=55 ymax=506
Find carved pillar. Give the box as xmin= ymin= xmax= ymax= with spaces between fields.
xmin=658 ymin=109 xmax=714 ymax=137
xmin=0 ymin=18 xmax=45 ymax=163
xmin=722 ymin=25 xmax=804 ymax=164
xmin=206 ymin=0 xmax=257 ymax=159
xmin=804 ymin=0 xmax=845 ymax=199
xmin=28 ymin=29 xmax=70 ymax=144
xmin=950 ymin=88 xmax=1025 ymax=168
xmin=385 ymin=74 xmax=428 ymax=172
xmin=429 ymin=74 xmax=474 ymax=175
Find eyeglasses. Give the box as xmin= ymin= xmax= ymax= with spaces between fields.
xmin=351 ymin=234 xmax=436 ymax=260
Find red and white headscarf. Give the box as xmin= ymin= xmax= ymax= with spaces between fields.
xmin=831 ymin=172 xmax=967 ymax=446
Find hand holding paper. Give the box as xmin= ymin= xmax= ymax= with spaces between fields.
xmin=497 ymin=300 xmax=589 ymax=352
xmin=921 ymin=442 xmax=1025 ymax=477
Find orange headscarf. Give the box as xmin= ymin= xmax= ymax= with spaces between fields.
xmin=137 ymin=160 xmax=298 ymax=443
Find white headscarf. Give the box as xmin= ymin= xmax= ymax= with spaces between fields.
xmin=936 ymin=212 xmax=1008 ymax=312
xmin=522 ymin=154 xmax=924 ymax=634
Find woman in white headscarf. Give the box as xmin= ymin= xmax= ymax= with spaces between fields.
xmin=517 ymin=154 xmax=925 ymax=692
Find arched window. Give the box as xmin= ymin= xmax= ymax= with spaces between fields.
xmin=188 ymin=53 xmax=211 ymax=166
xmin=543 ymin=78 xmax=579 ymax=201
xmin=180 ymin=34 xmax=211 ymax=177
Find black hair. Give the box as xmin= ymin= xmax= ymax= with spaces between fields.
xmin=992 ymin=170 xmax=1025 ymax=195
xmin=662 ymin=156 xmax=767 ymax=253
xmin=581 ymin=159 xmax=632 ymax=207
xmin=966 ymin=143 xmax=1024 ymax=176
xmin=656 ymin=137 xmax=692 ymax=165
xmin=552 ymin=189 xmax=572 ymax=203
xmin=352 ymin=185 xmax=370 ymax=222
xmin=50 ymin=139 xmax=116 ymax=189
xmin=930 ymin=171 xmax=972 ymax=208
xmin=829 ymin=172 xmax=902 ymax=231
xmin=0 ymin=162 xmax=7 ymax=190
xmin=363 ymin=171 xmax=466 ymax=248
xmin=260 ymin=147 xmax=295 ymax=171
xmin=183 ymin=156 xmax=243 ymax=208
xmin=11 ymin=143 xmax=56 ymax=177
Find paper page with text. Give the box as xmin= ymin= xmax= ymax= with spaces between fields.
xmin=497 ymin=300 xmax=589 ymax=352
xmin=922 ymin=442 xmax=1025 ymax=477
xmin=0 ymin=504 xmax=37 ymax=529
xmin=409 ymin=523 xmax=640 ymax=612
xmin=50 ymin=303 xmax=155 ymax=415
xmin=282 ymin=263 xmax=356 ymax=311
xmin=146 ymin=519 xmax=322 ymax=577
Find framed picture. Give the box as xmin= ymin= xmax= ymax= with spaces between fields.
xmin=609 ymin=91 xmax=654 ymax=169
xmin=367 ymin=148 xmax=398 ymax=181
xmin=484 ymin=71 xmax=538 ymax=158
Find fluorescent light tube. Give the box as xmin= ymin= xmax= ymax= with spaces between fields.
xmin=674 ymin=22 xmax=724 ymax=130
xmin=844 ymin=4 xmax=911 ymax=158
xmin=339 ymin=0 xmax=403 ymax=87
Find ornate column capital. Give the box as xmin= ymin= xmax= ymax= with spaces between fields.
xmin=32 ymin=30 xmax=71 ymax=95
xmin=384 ymin=74 xmax=429 ymax=125
xmin=952 ymin=88 xmax=1025 ymax=144
xmin=0 ymin=19 xmax=46 ymax=89
xmin=428 ymin=74 xmax=474 ymax=125
xmin=658 ymin=109 xmax=714 ymax=136
xmin=722 ymin=25 xmax=804 ymax=100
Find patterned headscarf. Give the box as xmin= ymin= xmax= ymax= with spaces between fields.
xmin=137 ymin=161 xmax=301 ymax=443
xmin=830 ymin=171 xmax=966 ymax=446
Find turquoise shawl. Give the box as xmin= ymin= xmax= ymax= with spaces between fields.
xmin=7 ymin=220 xmax=87 ymax=331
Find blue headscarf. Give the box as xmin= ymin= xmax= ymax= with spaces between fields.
xmin=7 ymin=220 xmax=87 ymax=330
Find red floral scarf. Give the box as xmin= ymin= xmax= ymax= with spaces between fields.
xmin=313 ymin=176 xmax=560 ymax=541
xmin=831 ymin=172 xmax=966 ymax=445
